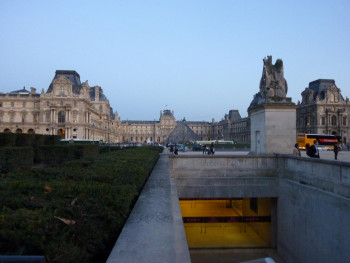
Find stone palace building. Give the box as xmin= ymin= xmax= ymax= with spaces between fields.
xmin=296 ymin=79 xmax=350 ymax=145
xmin=1 ymin=71 xmax=348 ymax=145
xmin=0 ymin=70 xmax=250 ymax=144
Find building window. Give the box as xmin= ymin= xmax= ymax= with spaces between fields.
xmin=58 ymin=111 xmax=65 ymax=123
xmin=322 ymin=117 xmax=325 ymax=125
xmin=33 ymin=113 xmax=38 ymax=123
xmin=0 ymin=114 xmax=2 ymax=122
xmin=73 ymin=112 xmax=78 ymax=123
xmin=47 ymin=101 xmax=50 ymax=106
xmin=99 ymin=105 xmax=103 ymax=113
xmin=74 ymin=101 xmax=77 ymax=107
xmin=0 ymin=102 xmax=2 ymax=107
xmin=10 ymin=114 xmax=14 ymax=122
xmin=331 ymin=115 xmax=337 ymax=126
xmin=343 ymin=117 xmax=347 ymax=126
xmin=60 ymin=101 xmax=63 ymax=106
xmin=23 ymin=102 xmax=26 ymax=108
xmin=46 ymin=112 xmax=50 ymax=122
xmin=60 ymin=86 xmax=65 ymax=95
xmin=11 ymin=102 xmax=14 ymax=108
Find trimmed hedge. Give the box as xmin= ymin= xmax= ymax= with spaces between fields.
xmin=0 ymin=144 xmax=100 ymax=171
xmin=0 ymin=146 xmax=163 ymax=263
xmin=0 ymin=133 xmax=61 ymax=147
xmin=36 ymin=144 xmax=100 ymax=166
xmin=0 ymin=147 xmax=33 ymax=173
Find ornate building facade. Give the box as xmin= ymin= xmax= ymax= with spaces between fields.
xmin=296 ymin=79 xmax=350 ymax=144
xmin=0 ymin=70 xmax=250 ymax=144
xmin=0 ymin=70 xmax=121 ymax=142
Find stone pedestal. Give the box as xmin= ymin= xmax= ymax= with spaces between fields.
xmin=249 ymin=103 xmax=297 ymax=154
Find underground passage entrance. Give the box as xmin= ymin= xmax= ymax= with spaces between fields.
xmin=179 ymin=198 xmax=272 ymax=248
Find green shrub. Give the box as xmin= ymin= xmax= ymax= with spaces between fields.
xmin=0 ymin=146 xmax=163 ymax=263
xmin=0 ymin=133 xmax=16 ymax=147
xmin=0 ymin=147 xmax=33 ymax=173
xmin=35 ymin=145 xmax=99 ymax=166
xmin=0 ymin=133 xmax=61 ymax=147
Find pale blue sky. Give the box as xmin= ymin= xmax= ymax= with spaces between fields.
xmin=1 ymin=0 xmax=349 ymax=121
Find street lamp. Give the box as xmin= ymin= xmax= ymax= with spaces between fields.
xmin=92 ymin=123 xmax=95 ymax=143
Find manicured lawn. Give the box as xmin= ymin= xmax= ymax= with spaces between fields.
xmin=0 ymin=146 xmax=162 ymax=263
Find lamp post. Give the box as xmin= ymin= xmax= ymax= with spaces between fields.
xmin=92 ymin=123 xmax=95 ymax=143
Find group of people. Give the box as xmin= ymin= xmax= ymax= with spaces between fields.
xmin=202 ymin=143 xmax=215 ymax=155
xmin=293 ymin=140 xmax=341 ymax=160
xmin=169 ymin=144 xmax=179 ymax=155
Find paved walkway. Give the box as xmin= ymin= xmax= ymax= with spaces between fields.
xmin=106 ymin=153 xmax=191 ymax=263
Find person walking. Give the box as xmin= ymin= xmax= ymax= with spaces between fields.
xmin=333 ymin=143 xmax=340 ymax=160
xmin=308 ymin=140 xmax=320 ymax=158
xmin=210 ymin=142 xmax=215 ymax=155
xmin=174 ymin=144 xmax=179 ymax=155
xmin=293 ymin=143 xmax=301 ymax=156
xmin=202 ymin=144 xmax=207 ymax=155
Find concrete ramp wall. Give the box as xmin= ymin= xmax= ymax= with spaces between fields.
xmin=170 ymin=155 xmax=279 ymax=198
xmin=276 ymin=155 xmax=350 ymax=263
xmin=169 ymin=154 xmax=350 ymax=263
xmin=107 ymin=154 xmax=350 ymax=263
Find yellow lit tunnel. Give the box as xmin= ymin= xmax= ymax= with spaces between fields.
xmin=179 ymin=198 xmax=271 ymax=248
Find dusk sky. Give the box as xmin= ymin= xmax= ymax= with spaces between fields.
xmin=1 ymin=1 xmax=349 ymax=121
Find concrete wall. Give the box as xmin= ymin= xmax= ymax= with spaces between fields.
xmin=276 ymin=155 xmax=350 ymax=263
xmin=170 ymin=155 xmax=278 ymax=199
xmin=169 ymin=155 xmax=350 ymax=263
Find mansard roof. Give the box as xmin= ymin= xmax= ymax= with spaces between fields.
xmin=162 ymin=109 xmax=174 ymax=117
xmin=46 ymin=70 xmax=108 ymax=102
xmin=10 ymin=87 xmax=30 ymax=94
xmin=228 ymin=110 xmax=242 ymax=122
xmin=121 ymin=120 xmax=158 ymax=125
xmin=89 ymin=86 xmax=108 ymax=102
xmin=308 ymin=79 xmax=336 ymax=93
xmin=185 ymin=121 xmax=211 ymax=125
xmin=47 ymin=70 xmax=82 ymax=95
xmin=53 ymin=70 xmax=81 ymax=85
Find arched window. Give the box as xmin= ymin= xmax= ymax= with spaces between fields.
xmin=331 ymin=115 xmax=337 ymax=125
xmin=58 ymin=111 xmax=65 ymax=123
xmin=343 ymin=116 xmax=347 ymax=126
